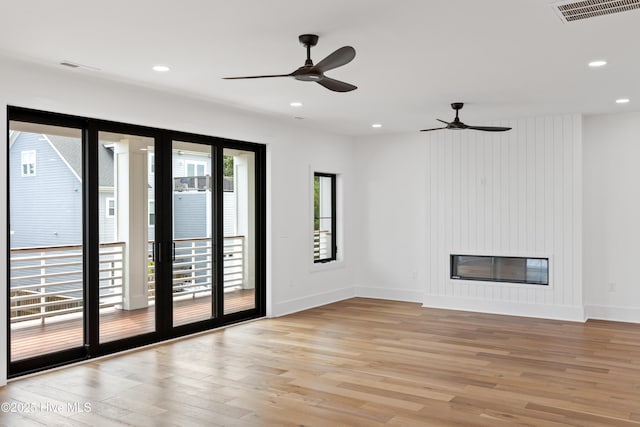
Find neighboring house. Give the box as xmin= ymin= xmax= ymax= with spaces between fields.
xmin=8 ymin=131 xmax=114 ymax=249
xmin=10 ymin=132 xmax=237 ymax=249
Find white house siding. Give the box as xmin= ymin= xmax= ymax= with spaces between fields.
xmin=223 ymin=191 xmax=236 ymax=236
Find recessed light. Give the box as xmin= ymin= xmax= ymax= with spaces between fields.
xmin=371 ymin=124 xmax=382 ymax=128
xmin=152 ymin=65 xmax=170 ymax=72
xmin=616 ymin=98 xmax=630 ymax=104
xmin=290 ymin=101 xmax=303 ymax=107
xmin=588 ymin=60 xmax=607 ymax=68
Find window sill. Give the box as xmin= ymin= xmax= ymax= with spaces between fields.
xmin=310 ymin=259 xmax=345 ymax=273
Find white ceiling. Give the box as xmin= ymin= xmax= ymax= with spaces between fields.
xmin=1 ymin=0 xmax=639 ymax=136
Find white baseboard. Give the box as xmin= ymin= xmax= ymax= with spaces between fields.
xmin=270 ymin=287 xmax=355 ymax=317
xmin=584 ymin=305 xmax=640 ymax=323
xmin=423 ymin=294 xmax=585 ymax=322
xmin=270 ymin=288 xmax=640 ymax=324
xmin=355 ymin=286 xmax=425 ymax=303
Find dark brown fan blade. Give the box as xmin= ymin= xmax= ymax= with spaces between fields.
xmin=436 ymin=119 xmax=450 ymax=125
xmin=466 ymin=125 xmax=512 ymax=132
xmin=223 ymin=73 xmax=291 ymax=80
xmin=312 ymin=46 xmax=356 ymax=73
xmin=420 ymin=127 xmax=448 ymax=132
xmin=316 ymin=77 xmax=357 ymax=92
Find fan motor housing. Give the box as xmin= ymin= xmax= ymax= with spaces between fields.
xmin=299 ymin=34 xmax=319 ymax=47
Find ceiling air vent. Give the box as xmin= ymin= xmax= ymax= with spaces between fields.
xmin=59 ymin=60 xmax=101 ymax=71
xmin=60 ymin=61 xmax=80 ymax=68
xmin=551 ymin=0 xmax=640 ymax=22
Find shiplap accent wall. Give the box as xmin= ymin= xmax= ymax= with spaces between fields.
xmin=424 ymin=115 xmax=583 ymax=320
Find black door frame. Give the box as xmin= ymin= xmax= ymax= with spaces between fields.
xmin=6 ymin=106 xmax=266 ymax=377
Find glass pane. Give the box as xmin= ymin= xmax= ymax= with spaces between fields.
xmin=454 ymin=256 xmax=493 ymax=280
xmin=98 ymin=132 xmax=156 ymax=343
xmin=526 ymin=259 xmax=548 ymax=284
xmin=9 ymin=121 xmax=84 ymax=361
xmin=223 ymin=148 xmax=256 ymax=314
xmin=495 ymin=258 xmax=526 ymax=282
xmin=453 ymin=255 xmax=549 ymax=285
xmin=314 ymin=175 xmax=334 ymax=261
xmin=173 ymin=141 xmax=214 ymax=326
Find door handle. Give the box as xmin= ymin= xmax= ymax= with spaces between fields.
xmin=156 ymin=241 xmax=163 ymax=263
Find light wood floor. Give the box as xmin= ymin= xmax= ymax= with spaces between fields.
xmin=10 ymin=289 xmax=255 ymax=361
xmin=2 ymin=298 xmax=640 ymax=426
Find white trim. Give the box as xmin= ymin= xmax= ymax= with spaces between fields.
xmin=584 ymin=305 xmax=640 ymax=324
xmin=308 ymin=165 xmax=344 ymax=270
xmin=42 ymin=134 xmax=81 ymax=183
xmin=20 ymin=149 xmax=36 ymax=177
xmin=148 ymin=152 xmax=155 ymax=176
xmin=310 ymin=259 xmax=345 ymax=273
xmin=422 ymin=294 xmax=585 ymax=322
xmin=270 ymin=287 xmax=355 ymax=317
xmin=148 ymin=199 xmax=155 ymax=226
xmin=105 ymin=197 xmax=115 ymax=218
xmin=9 ymin=130 xmax=20 ymax=148
xmin=184 ymin=159 xmax=207 ymax=177
xmin=356 ymin=286 xmax=425 ymax=303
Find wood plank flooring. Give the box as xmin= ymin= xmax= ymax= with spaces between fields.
xmin=10 ymin=289 xmax=255 ymax=361
xmin=2 ymin=298 xmax=640 ymax=426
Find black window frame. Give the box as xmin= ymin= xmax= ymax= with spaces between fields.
xmin=6 ymin=105 xmax=267 ymax=378
xmin=450 ymin=254 xmax=549 ymax=285
xmin=313 ymin=172 xmax=337 ymax=263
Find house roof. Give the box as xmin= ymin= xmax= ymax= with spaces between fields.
xmin=48 ymin=135 xmax=114 ymax=187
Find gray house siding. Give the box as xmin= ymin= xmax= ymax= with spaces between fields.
xmin=99 ymin=191 xmax=115 ymax=243
xmin=173 ymin=193 xmax=207 ymax=239
xmin=9 ymin=132 xmax=83 ymax=249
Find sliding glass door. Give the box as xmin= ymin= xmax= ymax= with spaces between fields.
xmin=97 ymin=131 xmax=157 ymax=343
xmin=8 ymin=120 xmax=85 ymax=364
xmin=171 ymin=140 xmax=216 ymax=326
xmin=223 ymin=147 xmax=257 ymax=315
xmin=7 ymin=107 xmax=266 ymax=378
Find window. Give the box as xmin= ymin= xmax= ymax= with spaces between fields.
xmin=451 ymin=255 xmax=549 ymax=285
xmin=185 ymin=160 xmax=207 ymax=177
xmin=314 ymin=173 xmax=336 ymax=263
xmin=148 ymin=200 xmax=155 ymax=226
xmin=105 ymin=197 xmax=115 ymax=218
xmin=20 ymin=150 xmax=36 ymax=176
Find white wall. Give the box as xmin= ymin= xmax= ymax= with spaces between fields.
xmin=354 ymin=133 xmax=428 ymax=302
xmin=584 ymin=111 xmax=640 ymax=323
xmin=0 ymin=55 xmax=360 ymax=385
xmin=4 ymin=52 xmax=640 ymax=387
xmin=355 ymin=115 xmax=584 ymax=321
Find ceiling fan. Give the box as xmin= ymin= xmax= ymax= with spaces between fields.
xmin=223 ymin=34 xmax=357 ymax=92
xmin=420 ymin=103 xmax=511 ymax=132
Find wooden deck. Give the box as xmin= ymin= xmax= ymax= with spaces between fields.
xmin=10 ymin=289 xmax=255 ymax=361
xmin=4 ymin=298 xmax=640 ymax=426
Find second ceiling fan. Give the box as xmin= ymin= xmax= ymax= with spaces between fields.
xmin=224 ymin=34 xmax=357 ymax=92
xmin=421 ymin=103 xmax=511 ymax=132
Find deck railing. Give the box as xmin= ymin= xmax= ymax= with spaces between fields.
xmin=10 ymin=236 xmax=245 ymax=323
xmin=313 ymin=230 xmax=332 ymax=260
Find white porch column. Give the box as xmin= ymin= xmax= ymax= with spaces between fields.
xmin=235 ymin=153 xmax=255 ymax=290
xmin=114 ymin=139 xmax=149 ymax=310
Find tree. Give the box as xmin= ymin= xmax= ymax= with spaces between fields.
xmin=223 ymin=155 xmax=234 ymax=177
